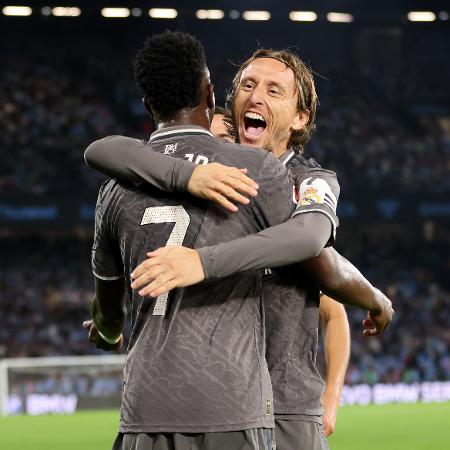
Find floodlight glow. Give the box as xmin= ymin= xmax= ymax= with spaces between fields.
xmin=229 ymin=10 xmax=240 ymax=20
xmin=407 ymin=11 xmax=436 ymax=22
xmin=196 ymin=9 xmax=224 ymax=20
xmin=2 ymin=6 xmax=32 ymax=16
xmin=41 ymin=6 xmax=51 ymax=16
xmin=101 ymin=8 xmax=130 ymax=18
xmin=149 ymin=8 xmax=177 ymax=19
xmin=289 ymin=11 xmax=317 ymax=22
xmin=439 ymin=11 xmax=449 ymax=21
xmin=327 ymin=12 xmax=353 ymax=23
xmin=243 ymin=11 xmax=270 ymax=21
xmin=52 ymin=7 xmax=81 ymax=17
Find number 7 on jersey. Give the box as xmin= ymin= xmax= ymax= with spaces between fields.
xmin=140 ymin=205 xmax=190 ymax=316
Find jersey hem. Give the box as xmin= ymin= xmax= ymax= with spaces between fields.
xmin=275 ymin=414 xmax=323 ymax=425
xmin=119 ymin=417 xmax=275 ymax=434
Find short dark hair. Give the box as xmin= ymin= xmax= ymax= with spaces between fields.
xmin=134 ymin=31 xmax=207 ymax=121
xmin=214 ymin=106 xmax=236 ymax=141
xmin=227 ymin=48 xmax=317 ymax=151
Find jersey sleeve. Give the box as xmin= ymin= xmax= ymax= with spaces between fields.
xmin=292 ymin=168 xmax=340 ymax=246
xmin=84 ymin=136 xmax=195 ymax=192
xmin=91 ymin=182 xmax=124 ymax=280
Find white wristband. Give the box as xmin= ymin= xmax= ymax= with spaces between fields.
xmin=92 ymin=317 xmax=122 ymax=344
xmin=97 ymin=329 xmax=122 ymax=345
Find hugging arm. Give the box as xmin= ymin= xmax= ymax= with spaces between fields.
xmin=85 ymin=136 xmax=194 ymax=191
xmin=85 ymin=135 xmax=259 ymax=211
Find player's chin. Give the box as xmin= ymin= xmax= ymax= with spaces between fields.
xmin=240 ymin=133 xmax=266 ymax=149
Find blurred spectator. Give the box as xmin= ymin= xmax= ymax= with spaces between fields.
xmin=0 ymin=234 xmax=448 ymax=385
xmin=0 ymin=51 xmax=448 ymax=196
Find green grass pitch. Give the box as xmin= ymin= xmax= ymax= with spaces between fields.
xmin=0 ymin=403 xmax=449 ymax=450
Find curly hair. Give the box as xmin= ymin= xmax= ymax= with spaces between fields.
xmin=134 ymin=31 xmax=207 ymax=121
xmin=227 ymin=48 xmax=318 ymax=151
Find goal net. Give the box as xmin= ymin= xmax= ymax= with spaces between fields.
xmin=0 ymin=355 xmax=125 ymax=416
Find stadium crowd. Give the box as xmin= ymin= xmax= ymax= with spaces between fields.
xmin=0 ymin=54 xmax=449 ymax=197
xmin=1 ymin=37 xmax=448 ymax=390
xmin=0 ymin=234 xmax=448 ymax=386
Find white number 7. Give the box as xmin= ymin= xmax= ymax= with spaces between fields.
xmin=140 ymin=205 xmax=190 ymax=316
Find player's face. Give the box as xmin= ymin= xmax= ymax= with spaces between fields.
xmin=234 ymin=58 xmax=307 ymax=157
xmin=211 ymin=114 xmax=234 ymax=142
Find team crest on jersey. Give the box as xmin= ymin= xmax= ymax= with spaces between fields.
xmin=301 ymin=186 xmax=321 ymax=206
xmin=164 ymin=143 xmax=178 ymax=155
xmin=298 ymin=177 xmax=337 ymax=212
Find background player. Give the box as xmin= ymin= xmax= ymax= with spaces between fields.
xmin=210 ymin=106 xmax=235 ymax=142
xmin=84 ymin=31 xmax=341 ymax=450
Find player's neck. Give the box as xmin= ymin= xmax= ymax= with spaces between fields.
xmin=156 ymin=108 xmax=211 ymax=132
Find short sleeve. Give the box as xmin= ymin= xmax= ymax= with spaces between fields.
xmin=252 ymin=153 xmax=296 ymax=229
xmin=292 ymin=168 xmax=340 ymax=246
xmin=91 ymin=182 xmax=124 ymax=280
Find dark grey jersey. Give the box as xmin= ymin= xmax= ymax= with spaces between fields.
xmin=91 ymin=126 xmax=295 ymax=433
xmin=264 ymin=150 xmax=340 ymax=422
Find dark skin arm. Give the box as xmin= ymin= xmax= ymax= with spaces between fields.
xmin=302 ymin=247 xmax=394 ymax=336
xmin=83 ymin=277 xmax=127 ymax=352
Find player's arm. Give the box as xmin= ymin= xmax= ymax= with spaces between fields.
xmin=83 ymin=182 xmax=126 ymax=351
xmin=319 ymin=295 xmax=350 ymax=437
xmin=302 ymin=247 xmax=394 ymax=336
xmin=84 ymin=136 xmax=258 ymax=211
xmin=83 ymin=277 xmax=127 ymax=351
xmin=196 ymin=166 xmax=340 ymax=278
xmin=131 ymin=155 xmax=334 ymax=295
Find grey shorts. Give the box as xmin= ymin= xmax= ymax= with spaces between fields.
xmin=275 ymin=420 xmax=329 ymax=450
xmin=112 ymin=429 xmax=275 ymax=450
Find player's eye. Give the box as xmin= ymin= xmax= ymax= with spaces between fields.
xmin=242 ymin=82 xmax=255 ymax=90
xmin=268 ymin=88 xmax=281 ymax=96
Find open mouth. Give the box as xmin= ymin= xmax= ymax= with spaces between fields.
xmin=243 ymin=111 xmax=267 ymax=140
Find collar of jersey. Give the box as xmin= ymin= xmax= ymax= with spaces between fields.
xmin=280 ymin=149 xmax=296 ymax=166
xmin=149 ymin=125 xmax=214 ymax=142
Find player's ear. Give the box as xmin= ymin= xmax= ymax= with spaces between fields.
xmin=291 ymin=110 xmax=309 ymax=132
xmin=206 ymin=83 xmax=215 ymax=110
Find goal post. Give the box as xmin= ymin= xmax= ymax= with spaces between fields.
xmin=0 ymin=355 xmax=125 ymax=416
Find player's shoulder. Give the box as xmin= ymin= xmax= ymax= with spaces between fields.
xmin=205 ymin=135 xmax=269 ymax=159
xmin=288 ymin=151 xmax=338 ymax=183
xmin=97 ymin=177 xmax=133 ymax=204
xmin=206 ymin=136 xmax=282 ymax=172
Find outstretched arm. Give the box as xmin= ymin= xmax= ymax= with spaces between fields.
xmin=319 ymin=295 xmax=350 ymax=437
xmin=301 ymin=247 xmax=394 ymax=336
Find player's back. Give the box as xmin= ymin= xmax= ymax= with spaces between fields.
xmin=92 ymin=126 xmax=294 ymax=433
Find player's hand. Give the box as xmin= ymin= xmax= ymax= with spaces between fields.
xmin=322 ymin=389 xmax=339 ymax=437
xmin=82 ymin=319 xmax=123 ymax=352
xmin=363 ymin=291 xmax=394 ymax=337
xmin=188 ymin=163 xmax=259 ymax=212
xmin=130 ymin=246 xmax=205 ymax=297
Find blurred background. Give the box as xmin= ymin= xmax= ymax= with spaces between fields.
xmin=0 ymin=0 xmax=449 ymax=441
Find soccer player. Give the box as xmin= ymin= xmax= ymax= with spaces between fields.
xmin=84 ymin=31 xmax=339 ymax=450
xmin=85 ymin=49 xmax=393 ymax=450
xmin=210 ymin=106 xmax=235 ymax=142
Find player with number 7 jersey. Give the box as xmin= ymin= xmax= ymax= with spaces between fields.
xmin=92 ymin=125 xmax=301 ymax=435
